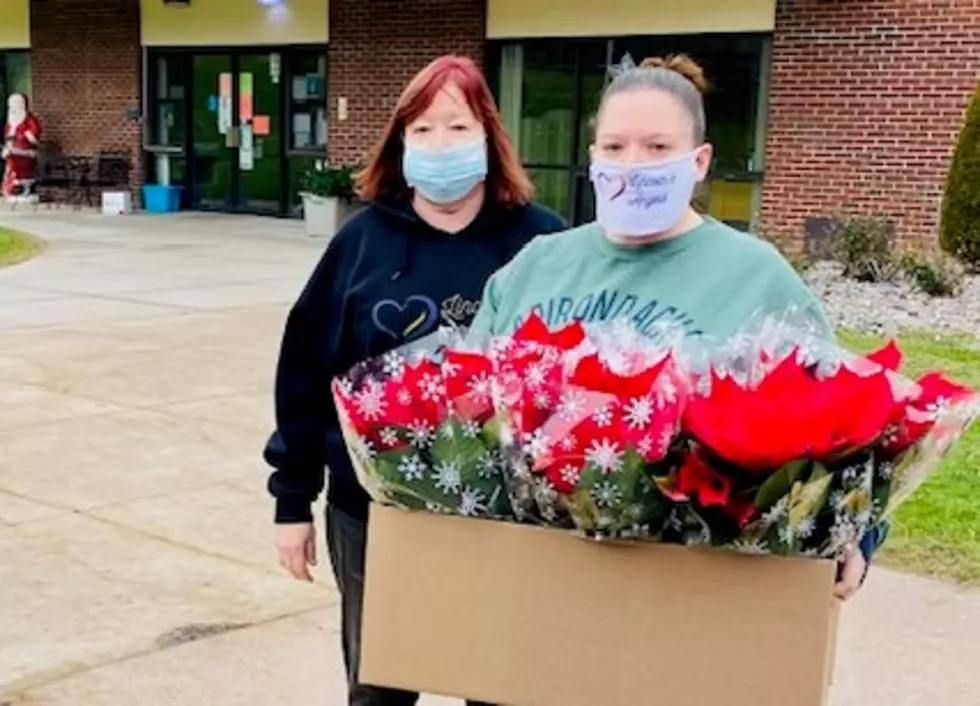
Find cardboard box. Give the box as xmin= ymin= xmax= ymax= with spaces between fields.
xmin=362 ymin=505 xmax=840 ymax=706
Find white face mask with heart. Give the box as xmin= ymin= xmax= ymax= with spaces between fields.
xmin=589 ymin=151 xmax=701 ymax=238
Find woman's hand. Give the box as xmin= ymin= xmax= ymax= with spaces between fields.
xmin=834 ymin=550 xmax=868 ymax=601
xmin=275 ymin=522 xmax=317 ymax=582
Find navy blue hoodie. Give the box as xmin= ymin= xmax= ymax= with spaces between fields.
xmin=264 ymin=199 xmax=566 ymax=523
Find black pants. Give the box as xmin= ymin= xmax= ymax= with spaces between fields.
xmin=326 ymin=505 xmax=495 ymax=706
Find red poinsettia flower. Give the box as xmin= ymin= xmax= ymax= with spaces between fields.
xmin=884 ymin=371 xmax=976 ymax=455
xmin=512 ymin=312 xmax=586 ymax=351
xmin=683 ymin=347 xmax=905 ymax=472
xmin=664 ymin=453 xmax=731 ymax=508
xmin=442 ymin=349 xmax=496 ymax=422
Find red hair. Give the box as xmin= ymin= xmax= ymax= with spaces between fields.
xmin=356 ymin=55 xmax=534 ymax=206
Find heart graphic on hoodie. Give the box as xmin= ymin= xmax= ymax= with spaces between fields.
xmin=371 ymin=295 xmax=439 ymax=341
xmin=594 ymin=171 xmax=628 ymax=201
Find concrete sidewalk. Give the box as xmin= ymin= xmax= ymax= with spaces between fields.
xmin=1 ymin=211 xmax=979 ymax=705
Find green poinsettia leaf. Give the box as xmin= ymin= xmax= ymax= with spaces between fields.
xmin=787 ymin=468 xmax=834 ymax=528
xmin=755 ymin=459 xmax=810 ymax=511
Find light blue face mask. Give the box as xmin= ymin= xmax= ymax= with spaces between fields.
xmin=402 ymin=138 xmax=488 ymax=205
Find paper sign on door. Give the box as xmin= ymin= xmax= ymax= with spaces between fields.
xmin=218 ymin=73 xmax=233 ymax=135
xmin=239 ymin=73 xmax=254 ymax=122
xmin=240 ymin=124 xmax=254 ymax=171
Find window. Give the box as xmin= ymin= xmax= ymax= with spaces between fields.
xmin=493 ymin=35 xmax=771 ymax=230
xmin=288 ymin=50 xmax=327 ymax=151
xmin=0 ymin=51 xmax=31 ymax=104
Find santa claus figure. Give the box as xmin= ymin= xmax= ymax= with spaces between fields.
xmin=2 ymin=93 xmax=42 ymax=202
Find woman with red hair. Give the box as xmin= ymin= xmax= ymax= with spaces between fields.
xmin=265 ymin=55 xmax=563 ymax=705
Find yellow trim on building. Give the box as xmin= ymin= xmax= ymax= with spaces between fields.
xmin=487 ymin=0 xmax=777 ymax=39
xmin=140 ymin=0 xmax=329 ymax=47
xmin=0 ymin=0 xmax=30 ymax=50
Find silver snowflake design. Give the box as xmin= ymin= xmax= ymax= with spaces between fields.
xmin=432 ymin=459 xmax=463 ymax=495
xmin=380 ymin=427 xmax=400 ymax=447
xmin=336 ymin=377 xmax=355 ymax=396
xmin=829 ymin=490 xmax=847 ymax=511
xmin=654 ymin=378 xmax=679 ymax=407
xmin=637 ymin=436 xmax=655 ymax=458
xmin=797 ymin=517 xmax=816 ymax=539
xmin=877 ymin=462 xmax=895 ymax=479
xmin=778 ymin=524 xmax=795 ymax=545
xmin=440 ymin=423 xmax=456 ymax=440
xmin=353 ymin=383 xmax=387 ymax=421
xmin=523 ymin=429 xmax=551 ymax=460
xmin=419 ymin=373 xmax=446 ymax=402
xmin=533 ymin=390 xmax=552 ymax=410
xmin=559 ymin=464 xmax=582 ymax=486
xmin=467 ymin=373 xmax=494 ymax=404
xmin=882 ymin=425 xmax=900 ymax=447
xmin=462 ymin=420 xmax=481 ymax=438
xmin=477 ymin=450 xmax=502 ymax=478
xmin=558 ymin=434 xmax=578 ymax=453
xmin=761 ymin=497 xmax=789 ymax=526
xmin=623 ymin=395 xmax=655 ymax=430
xmin=592 ymin=405 xmax=614 ymax=428
xmin=407 ymin=420 xmax=435 ymax=449
xmin=382 ymin=351 xmax=406 ymax=380
xmin=397 ymin=454 xmax=425 ymax=481
xmin=440 ymin=359 xmax=462 ymax=378
xmin=525 ymin=361 xmax=550 ymax=389
xmin=397 ymin=388 xmax=414 ymax=406
xmin=533 ymin=478 xmax=559 ymax=506
xmin=591 ymin=480 xmax=623 ymax=509
xmin=558 ymin=389 xmax=588 ymax=421
xmin=459 ymin=487 xmax=488 ymax=516
xmin=586 ymin=438 xmax=624 ymax=474
xmin=360 ymin=439 xmax=377 ymax=459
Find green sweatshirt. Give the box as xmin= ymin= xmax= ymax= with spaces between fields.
xmin=469 ymin=218 xmax=830 ymax=344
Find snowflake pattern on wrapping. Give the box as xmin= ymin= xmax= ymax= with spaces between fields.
xmin=382 ymin=351 xmax=406 ymax=380
xmin=558 ymin=389 xmax=588 ymax=422
xmin=432 ymin=460 xmax=463 ymax=495
xmin=380 ymin=427 xmax=400 ymax=448
xmin=407 ymin=420 xmax=435 ymax=449
xmin=397 ymin=454 xmax=425 ymax=482
xmin=623 ymin=395 xmax=655 ymax=430
xmin=592 ymin=405 xmax=614 ymax=428
xmin=586 ymin=438 xmax=624 ymax=474
xmin=353 ymin=382 xmax=387 ymax=421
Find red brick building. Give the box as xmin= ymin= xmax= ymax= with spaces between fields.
xmin=1 ymin=0 xmax=977 ymax=243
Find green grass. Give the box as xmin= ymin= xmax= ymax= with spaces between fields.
xmin=0 ymin=227 xmax=43 ymax=267
xmin=838 ymin=329 xmax=980 ymax=585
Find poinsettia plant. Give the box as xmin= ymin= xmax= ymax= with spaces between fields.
xmin=332 ymin=332 xmax=512 ymax=518
xmin=332 ymin=313 xmax=979 ymax=560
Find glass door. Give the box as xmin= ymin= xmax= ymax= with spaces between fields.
xmin=189 ymin=52 xmax=285 ymax=214
xmin=191 ymin=54 xmax=235 ymax=210
xmin=237 ymin=53 xmax=283 ymax=215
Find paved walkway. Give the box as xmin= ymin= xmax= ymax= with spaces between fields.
xmin=1 ymin=210 xmax=978 ymax=705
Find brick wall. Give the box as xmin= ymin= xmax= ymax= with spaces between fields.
xmin=761 ymin=0 xmax=980 ymax=245
xmin=30 ymin=0 xmax=142 ymax=197
xmin=327 ymin=0 xmax=486 ymax=165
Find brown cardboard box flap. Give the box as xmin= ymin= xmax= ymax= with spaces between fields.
xmin=362 ymin=505 xmax=839 ymax=706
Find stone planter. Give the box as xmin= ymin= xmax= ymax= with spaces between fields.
xmin=301 ymin=193 xmax=353 ymax=239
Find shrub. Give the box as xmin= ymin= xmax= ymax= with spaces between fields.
xmin=939 ymin=85 xmax=980 ymax=271
xmin=829 ymin=212 xmax=900 ymax=282
xmin=900 ymin=250 xmax=965 ymax=298
xmin=301 ymin=161 xmax=357 ymax=202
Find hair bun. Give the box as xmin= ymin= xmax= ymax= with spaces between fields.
xmin=639 ymin=54 xmax=708 ymax=94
